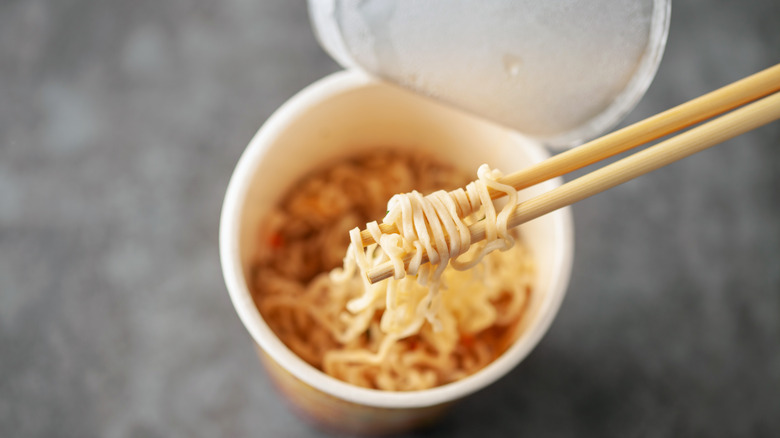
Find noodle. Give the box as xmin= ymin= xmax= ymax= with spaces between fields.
xmin=252 ymin=149 xmax=535 ymax=390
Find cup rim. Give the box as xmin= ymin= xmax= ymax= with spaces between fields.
xmin=219 ymin=70 xmax=574 ymax=408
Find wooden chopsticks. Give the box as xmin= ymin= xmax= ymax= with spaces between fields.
xmin=358 ymin=64 xmax=780 ymax=247
xmin=362 ymin=64 xmax=780 ymax=284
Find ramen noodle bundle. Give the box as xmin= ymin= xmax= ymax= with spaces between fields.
xmin=252 ymin=149 xmax=535 ymax=391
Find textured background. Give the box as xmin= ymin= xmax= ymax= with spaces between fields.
xmin=1 ymin=1 xmax=779 ymax=437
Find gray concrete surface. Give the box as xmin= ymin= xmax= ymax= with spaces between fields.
xmin=1 ymin=1 xmax=779 ymax=437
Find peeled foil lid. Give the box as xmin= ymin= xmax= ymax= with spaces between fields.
xmin=309 ymin=0 xmax=671 ymax=148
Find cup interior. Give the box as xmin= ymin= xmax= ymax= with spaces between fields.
xmin=220 ymin=70 xmax=573 ymax=408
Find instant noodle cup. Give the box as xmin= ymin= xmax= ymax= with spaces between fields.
xmin=220 ymin=70 xmax=574 ymax=435
xmin=222 ymin=1 xmax=671 ymax=432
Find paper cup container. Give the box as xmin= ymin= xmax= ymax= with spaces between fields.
xmin=219 ymin=70 xmax=574 ymax=435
